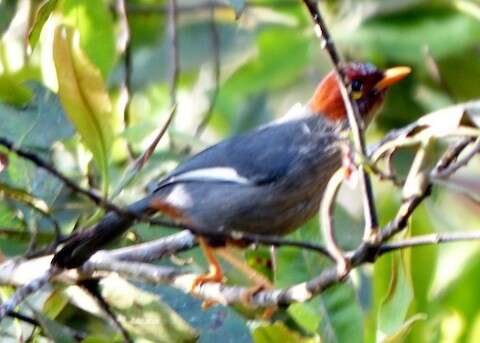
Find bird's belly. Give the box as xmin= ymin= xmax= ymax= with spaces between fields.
xmin=226 ymin=183 xmax=326 ymax=235
xmin=161 ymin=177 xmax=327 ymax=237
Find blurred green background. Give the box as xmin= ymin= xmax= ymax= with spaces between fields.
xmin=1 ymin=0 xmax=480 ymax=341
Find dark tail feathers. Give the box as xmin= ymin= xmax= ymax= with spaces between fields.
xmin=51 ymin=195 xmax=155 ymax=269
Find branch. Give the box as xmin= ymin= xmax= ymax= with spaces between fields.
xmin=0 ymin=267 xmax=59 ymax=319
xmin=115 ymin=0 xmax=135 ymax=159
xmin=301 ymin=0 xmax=379 ymax=241
xmin=167 ymin=0 xmax=179 ymax=110
xmin=320 ymin=167 xmax=349 ymax=275
xmin=195 ymin=4 xmax=221 ymax=137
xmin=380 ymin=231 xmax=480 ymax=253
xmin=0 ymin=137 xmax=125 ymax=215
xmin=434 ymin=138 xmax=480 ymax=179
xmin=4 ymin=229 xmax=480 ymax=309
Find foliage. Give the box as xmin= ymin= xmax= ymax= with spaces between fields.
xmin=0 ymin=0 xmax=480 ymax=341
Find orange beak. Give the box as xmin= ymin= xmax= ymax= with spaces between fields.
xmin=374 ymin=66 xmax=411 ymax=91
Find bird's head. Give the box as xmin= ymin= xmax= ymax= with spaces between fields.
xmin=308 ymin=63 xmax=411 ymax=124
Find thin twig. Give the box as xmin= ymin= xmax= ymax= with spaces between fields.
xmin=301 ymin=0 xmax=379 ymax=241
xmin=111 ymin=105 xmax=176 ymax=198
xmin=319 ymin=167 xmax=349 ymax=276
xmin=380 ymin=231 xmax=480 ymax=253
xmin=0 ymin=137 xmax=122 ymax=214
xmin=168 ymin=0 xmax=179 ymax=110
xmin=434 ymin=138 xmax=480 ymax=179
xmin=133 ymin=106 xmax=176 ymax=172
xmin=195 ymin=3 xmax=221 ymax=137
xmin=115 ymin=0 xmax=135 ymax=159
xmin=5 ymin=310 xmax=39 ymax=326
xmin=434 ymin=137 xmax=474 ymax=172
xmin=80 ymin=279 xmax=132 ymax=343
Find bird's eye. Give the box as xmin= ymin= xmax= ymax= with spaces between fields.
xmin=350 ymin=80 xmax=363 ymax=100
xmin=351 ymin=79 xmax=363 ymax=92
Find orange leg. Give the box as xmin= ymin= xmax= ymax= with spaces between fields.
xmin=191 ymin=237 xmax=225 ymax=291
xmin=216 ymin=247 xmax=277 ymax=319
xmin=216 ymin=248 xmax=272 ymax=288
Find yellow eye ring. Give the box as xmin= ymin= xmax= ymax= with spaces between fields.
xmin=351 ymin=91 xmax=363 ymax=100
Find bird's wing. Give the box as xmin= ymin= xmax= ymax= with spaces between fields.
xmin=154 ymin=116 xmax=326 ymax=191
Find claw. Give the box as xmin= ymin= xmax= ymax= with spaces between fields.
xmin=190 ymin=267 xmax=224 ymax=292
xmin=240 ymin=284 xmax=277 ymax=319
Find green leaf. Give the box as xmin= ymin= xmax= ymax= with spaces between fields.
xmin=139 ymin=284 xmax=253 ymax=342
xmin=99 ymin=275 xmax=198 ymax=342
xmin=288 ymin=302 xmax=321 ymax=334
xmin=336 ymin=6 xmax=480 ymax=66
xmin=53 ymin=25 xmax=114 ymax=193
xmin=376 ymin=251 xmax=414 ymax=342
xmin=34 ymin=310 xmax=77 ymax=343
xmin=0 ymin=83 xmax=73 ymax=148
xmin=382 ymin=313 xmax=427 ymax=343
xmin=276 ymin=221 xmax=363 ymax=342
xmin=0 ymin=73 xmax=33 ymax=106
xmin=42 ymin=289 xmax=69 ymax=319
xmin=61 ymin=0 xmax=116 ymax=77
xmin=29 ymin=0 xmax=58 ymax=48
xmin=252 ymin=321 xmax=320 ymax=343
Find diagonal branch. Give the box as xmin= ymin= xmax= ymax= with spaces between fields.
xmin=301 ymin=0 xmax=379 ymax=241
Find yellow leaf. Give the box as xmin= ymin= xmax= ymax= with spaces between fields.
xmin=52 ymin=24 xmax=113 ymax=193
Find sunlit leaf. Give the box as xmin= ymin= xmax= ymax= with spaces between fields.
xmin=376 ymin=251 xmax=414 ymax=342
xmin=382 ymin=313 xmax=427 ymax=343
xmin=53 ymin=24 xmax=114 ymax=193
xmin=100 ymin=275 xmax=198 ymax=342
xmin=252 ymin=321 xmax=320 ymax=343
xmin=42 ymin=289 xmax=69 ymax=319
xmin=29 ymin=0 xmax=58 ymax=48
xmin=61 ymin=0 xmax=116 ymax=77
xmin=0 ymin=73 xmax=33 ymax=106
xmin=139 ymin=284 xmax=252 ymax=342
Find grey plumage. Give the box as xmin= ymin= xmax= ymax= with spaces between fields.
xmin=52 ymin=114 xmax=344 ymax=268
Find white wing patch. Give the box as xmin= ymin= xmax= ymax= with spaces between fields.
xmin=168 ymin=167 xmax=252 ymax=185
xmin=165 ymin=184 xmax=193 ymax=207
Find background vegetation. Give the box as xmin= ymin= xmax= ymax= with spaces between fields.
xmin=1 ymin=0 xmax=480 ymax=341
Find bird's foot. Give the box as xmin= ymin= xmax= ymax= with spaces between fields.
xmin=190 ymin=269 xmax=226 ymax=309
xmin=190 ymin=268 xmax=225 ymax=292
xmin=241 ymin=283 xmax=277 ymax=319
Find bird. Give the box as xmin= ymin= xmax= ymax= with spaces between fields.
xmin=51 ymin=62 xmax=410 ymax=286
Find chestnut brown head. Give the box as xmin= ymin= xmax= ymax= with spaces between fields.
xmin=308 ymin=63 xmax=411 ymax=124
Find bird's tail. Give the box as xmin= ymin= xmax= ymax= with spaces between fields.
xmin=51 ymin=195 xmax=156 ymax=269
